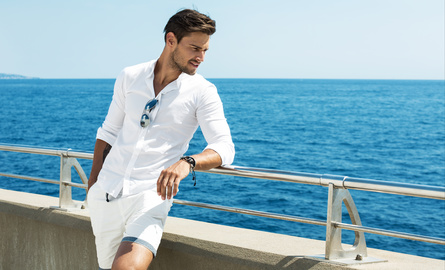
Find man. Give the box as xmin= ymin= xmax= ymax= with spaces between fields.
xmin=87 ymin=9 xmax=234 ymax=270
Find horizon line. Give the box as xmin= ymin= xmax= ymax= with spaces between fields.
xmin=2 ymin=77 xmax=444 ymax=81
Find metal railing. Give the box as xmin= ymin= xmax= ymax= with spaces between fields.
xmin=1 ymin=143 xmax=444 ymax=264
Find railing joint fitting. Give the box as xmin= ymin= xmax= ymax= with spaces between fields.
xmin=342 ymin=176 xmax=348 ymax=189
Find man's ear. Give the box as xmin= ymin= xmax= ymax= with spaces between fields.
xmin=165 ymin=32 xmax=177 ymax=48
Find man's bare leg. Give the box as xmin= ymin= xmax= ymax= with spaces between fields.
xmin=112 ymin=241 xmax=154 ymax=270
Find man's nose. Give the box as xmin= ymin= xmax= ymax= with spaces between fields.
xmin=196 ymin=51 xmax=205 ymax=62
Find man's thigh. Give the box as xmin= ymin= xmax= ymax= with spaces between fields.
xmin=88 ymin=184 xmax=125 ymax=269
xmin=121 ymin=190 xmax=172 ymax=256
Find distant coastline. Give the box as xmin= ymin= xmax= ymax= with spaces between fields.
xmin=0 ymin=73 xmax=39 ymax=79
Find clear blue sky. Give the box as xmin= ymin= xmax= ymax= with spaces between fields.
xmin=1 ymin=0 xmax=444 ymax=79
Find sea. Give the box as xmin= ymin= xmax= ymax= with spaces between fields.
xmin=0 ymin=78 xmax=444 ymax=260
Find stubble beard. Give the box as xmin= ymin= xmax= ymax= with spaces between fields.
xmin=170 ymin=49 xmax=196 ymax=76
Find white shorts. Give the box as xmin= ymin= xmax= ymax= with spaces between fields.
xmin=87 ymin=184 xmax=172 ymax=270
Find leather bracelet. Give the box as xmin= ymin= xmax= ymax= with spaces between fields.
xmin=180 ymin=156 xmax=197 ymax=186
xmin=180 ymin=156 xmax=195 ymax=168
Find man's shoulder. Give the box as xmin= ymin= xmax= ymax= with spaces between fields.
xmin=121 ymin=60 xmax=156 ymax=77
xmin=182 ymin=73 xmax=214 ymax=89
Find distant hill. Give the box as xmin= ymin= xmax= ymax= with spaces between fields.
xmin=0 ymin=73 xmax=39 ymax=79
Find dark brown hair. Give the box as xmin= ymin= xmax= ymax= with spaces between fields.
xmin=164 ymin=9 xmax=216 ymax=43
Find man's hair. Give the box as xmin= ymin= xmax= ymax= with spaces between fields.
xmin=164 ymin=9 xmax=216 ymax=43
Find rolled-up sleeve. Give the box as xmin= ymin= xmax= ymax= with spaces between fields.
xmin=196 ymin=85 xmax=235 ymax=166
xmin=96 ymin=70 xmax=126 ymax=146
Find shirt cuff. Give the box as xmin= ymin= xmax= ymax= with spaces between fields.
xmin=96 ymin=127 xmax=117 ymax=146
xmin=205 ymin=142 xmax=235 ymax=166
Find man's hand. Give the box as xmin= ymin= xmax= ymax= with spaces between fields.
xmin=157 ymin=149 xmax=222 ymax=200
xmin=157 ymin=159 xmax=191 ymax=200
xmin=88 ymin=178 xmax=97 ymax=191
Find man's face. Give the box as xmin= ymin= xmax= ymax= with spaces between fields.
xmin=170 ymin=32 xmax=210 ymax=75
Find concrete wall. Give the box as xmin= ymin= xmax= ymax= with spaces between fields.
xmin=0 ymin=190 xmax=97 ymax=269
xmin=1 ymin=189 xmax=443 ymax=270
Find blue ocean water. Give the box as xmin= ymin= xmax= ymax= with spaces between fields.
xmin=0 ymin=78 xmax=444 ymax=260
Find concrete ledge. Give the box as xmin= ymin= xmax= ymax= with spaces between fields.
xmin=157 ymin=218 xmax=347 ymax=270
xmin=0 ymin=189 xmax=443 ymax=270
xmin=158 ymin=217 xmax=445 ymax=270
xmin=0 ymin=189 xmax=97 ymax=269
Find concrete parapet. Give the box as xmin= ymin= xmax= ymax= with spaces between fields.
xmin=0 ymin=189 xmax=443 ymax=270
xmin=0 ymin=189 xmax=97 ymax=269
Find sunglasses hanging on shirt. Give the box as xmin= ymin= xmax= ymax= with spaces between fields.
xmin=140 ymin=98 xmax=158 ymax=127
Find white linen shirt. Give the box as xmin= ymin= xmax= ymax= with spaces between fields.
xmin=95 ymin=60 xmax=235 ymax=197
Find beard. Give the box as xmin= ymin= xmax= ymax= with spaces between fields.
xmin=170 ymin=49 xmax=197 ymax=75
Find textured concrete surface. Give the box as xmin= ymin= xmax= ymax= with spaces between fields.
xmin=0 ymin=189 xmax=98 ymax=270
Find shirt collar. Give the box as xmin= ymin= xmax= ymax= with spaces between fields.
xmin=144 ymin=59 xmax=192 ymax=96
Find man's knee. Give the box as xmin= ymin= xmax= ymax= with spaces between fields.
xmin=112 ymin=241 xmax=154 ymax=270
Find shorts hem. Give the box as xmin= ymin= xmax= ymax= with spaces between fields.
xmin=122 ymin=236 xmax=157 ymax=257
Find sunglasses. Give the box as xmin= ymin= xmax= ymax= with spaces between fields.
xmin=140 ymin=98 xmax=158 ymax=127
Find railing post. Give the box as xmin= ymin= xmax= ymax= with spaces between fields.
xmin=59 ymin=155 xmax=74 ymax=209
xmin=324 ymin=183 xmax=384 ymax=264
xmin=58 ymin=152 xmax=87 ymax=210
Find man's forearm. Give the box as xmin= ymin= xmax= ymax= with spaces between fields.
xmin=88 ymin=139 xmax=111 ymax=190
xmin=190 ymin=148 xmax=222 ymax=171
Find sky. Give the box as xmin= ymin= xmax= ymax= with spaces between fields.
xmin=0 ymin=0 xmax=444 ymax=80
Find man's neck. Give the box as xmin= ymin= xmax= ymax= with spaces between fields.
xmin=153 ymin=53 xmax=181 ymax=96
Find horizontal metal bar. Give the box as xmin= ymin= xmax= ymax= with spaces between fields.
xmin=0 ymin=144 xmax=93 ymax=159
xmin=207 ymin=166 xmax=445 ymax=200
xmin=207 ymin=166 xmax=323 ymax=185
xmin=2 ymin=144 xmax=444 ymax=200
xmin=174 ymin=199 xmax=445 ymax=245
xmin=61 ymin=181 xmax=87 ymax=189
xmin=0 ymin=144 xmax=62 ymax=156
xmin=333 ymin=222 xmax=445 ymax=245
xmin=64 ymin=150 xmax=93 ymax=160
xmin=0 ymin=172 xmax=59 ymax=185
xmin=343 ymin=177 xmax=445 ymax=200
xmin=1 ymin=172 xmax=87 ymax=190
xmin=173 ymin=199 xmax=326 ymax=226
